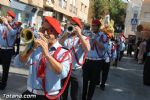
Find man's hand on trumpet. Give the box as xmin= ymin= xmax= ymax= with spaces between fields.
xmin=74 ymin=25 xmax=82 ymax=36
xmin=34 ymin=32 xmax=49 ymax=56
xmin=1 ymin=17 xmax=9 ymax=25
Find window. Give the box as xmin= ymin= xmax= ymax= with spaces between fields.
xmin=73 ymin=0 xmax=76 ymax=6
xmin=84 ymin=5 xmax=87 ymax=13
xmin=81 ymin=3 xmax=83 ymax=11
xmin=59 ymin=0 xmax=67 ymax=9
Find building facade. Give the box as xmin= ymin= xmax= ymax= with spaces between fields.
xmin=0 ymin=0 xmax=90 ymax=29
xmin=87 ymin=0 xmax=94 ymax=24
xmin=124 ymin=0 xmax=150 ymax=38
xmin=140 ymin=0 xmax=150 ymax=29
xmin=124 ymin=0 xmax=142 ymax=37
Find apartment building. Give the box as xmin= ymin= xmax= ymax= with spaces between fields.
xmin=0 ymin=0 xmax=89 ymax=29
xmin=87 ymin=0 xmax=94 ymax=24
xmin=79 ymin=0 xmax=89 ymax=23
xmin=124 ymin=0 xmax=150 ymax=38
xmin=124 ymin=0 xmax=142 ymax=37
xmin=44 ymin=0 xmax=89 ymax=23
xmin=140 ymin=0 xmax=150 ymax=29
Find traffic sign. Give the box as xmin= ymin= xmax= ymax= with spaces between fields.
xmin=131 ymin=18 xmax=138 ymax=25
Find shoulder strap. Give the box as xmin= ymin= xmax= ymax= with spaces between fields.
xmin=72 ymin=47 xmax=87 ymax=66
xmin=40 ymin=47 xmax=72 ymax=100
xmin=72 ymin=37 xmax=89 ymax=66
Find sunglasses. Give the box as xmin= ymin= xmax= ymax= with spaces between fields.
xmin=71 ymin=23 xmax=78 ymax=26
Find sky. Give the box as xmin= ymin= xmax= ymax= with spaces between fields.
xmin=122 ymin=0 xmax=128 ymax=3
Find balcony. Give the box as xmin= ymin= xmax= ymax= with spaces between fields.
xmin=43 ymin=0 xmax=54 ymax=8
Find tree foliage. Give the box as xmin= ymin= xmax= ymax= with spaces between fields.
xmin=93 ymin=0 xmax=109 ymax=19
xmin=93 ymin=0 xmax=126 ymax=30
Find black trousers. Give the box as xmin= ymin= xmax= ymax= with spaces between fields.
xmin=13 ymin=38 xmax=20 ymax=55
xmin=143 ymin=56 xmax=150 ymax=85
xmin=82 ymin=59 xmax=102 ymax=100
xmin=0 ymin=49 xmax=13 ymax=87
xmin=119 ymin=51 xmax=124 ymax=61
xmin=100 ymin=62 xmax=110 ymax=86
xmin=127 ymin=44 xmax=132 ymax=56
xmin=61 ymin=69 xmax=82 ymax=100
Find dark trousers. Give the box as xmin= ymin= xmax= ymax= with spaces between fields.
xmin=127 ymin=44 xmax=132 ymax=56
xmin=0 ymin=49 xmax=13 ymax=87
xmin=82 ymin=59 xmax=102 ymax=100
xmin=13 ymin=38 xmax=20 ymax=55
xmin=143 ymin=56 xmax=150 ymax=85
xmin=61 ymin=69 xmax=82 ymax=100
xmin=119 ymin=51 xmax=124 ymax=61
xmin=21 ymin=90 xmax=57 ymax=100
xmin=114 ymin=56 xmax=118 ymax=67
xmin=100 ymin=62 xmax=110 ymax=86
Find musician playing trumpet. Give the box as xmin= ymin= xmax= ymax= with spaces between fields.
xmin=14 ymin=16 xmax=72 ymax=100
xmin=60 ymin=17 xmax=90 ymax=100
xmin=0 ymin=10 xmax=17 ymax=90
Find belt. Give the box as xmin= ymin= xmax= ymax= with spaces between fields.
xmin=72 ymin=67 xmax=81 ymax=70
xmin=86 ymin=57 xmax=102 ymax=61
xmin=86 ymin=59 xmax=103 ymax=62
xmin=147 ymin=52 xmax=150 ymax=56
xmin=0 ymin=46 xmax=13 ymax=49
xmin=27 ymin=87 xmax=59 ymax=96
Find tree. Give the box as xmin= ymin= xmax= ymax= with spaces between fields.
xmin=109 ymin=0 xmax=126 ymax=31
xmin=92 ymin=0 xmax=126 ymax=31
xmin=93 ymin=0 xmax=109 ymax=19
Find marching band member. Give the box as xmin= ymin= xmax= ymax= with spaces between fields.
xmin=60 ymin=17 xmax=90 ymax=100
xmin=82 ymin=19 xmax=106 ymax=100
xmin=98 ymin=25 xmax=115 ymax=91
xmin=13 ymin=21 xmax=22 ymax=55
xmin=118 ymin=32 xmax=126 ymax=61
xmin=99 ymin=37 xmax=117 ymax=91
xmin=14 ymin=16 xmax=72 ymax=100
xmin=0 ymin=10 xmax=16 ymax=90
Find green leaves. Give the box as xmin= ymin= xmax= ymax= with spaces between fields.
xmin=93 ymin=0 xmax=126 ymax=30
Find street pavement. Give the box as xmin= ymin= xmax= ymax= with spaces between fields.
xmin=0 ymin=53 xmax=150 ymax=100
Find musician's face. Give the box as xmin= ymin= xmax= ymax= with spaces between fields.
xmin=6 ymin=15 xmax=14 ymax=23
xmin=92 ymin=25 xmax=99 ymax=32
xmin=42 ymin=21 xmax=58 ymax=44
xmin=70 ymin=22 xmax=79 ymax=30
xmin=42 ymin=21 xmax=50 ymax=29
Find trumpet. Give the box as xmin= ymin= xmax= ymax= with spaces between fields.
xmin=66 ymin=25 xmax=74 ymax=33
xmin=20 ymin=28 xmax=48 ymax=45
xmin=20 ymin=28 xmax=34 ymax=44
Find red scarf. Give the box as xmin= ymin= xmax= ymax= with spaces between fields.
xmin=37 ymin=47 xmax=72 ymax=100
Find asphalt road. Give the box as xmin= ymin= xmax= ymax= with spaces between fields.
xmin=0 ymin=54 xmax=150 ymax=100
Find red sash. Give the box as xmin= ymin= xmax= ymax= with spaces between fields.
xmin=71 ymin=37 xmax=89 ymax=66
xmin=111 ymin=43 xmax=116 ymax=52
xmin=37 ymin=47 xmax=72 ymax=100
